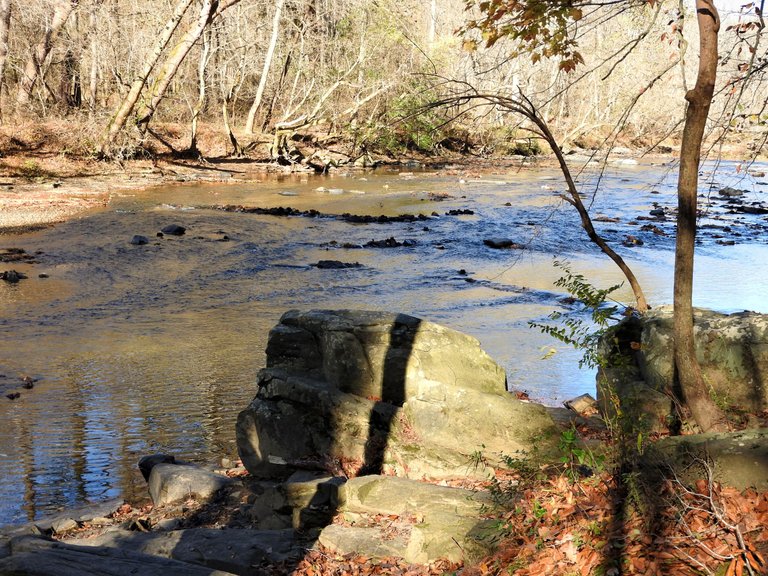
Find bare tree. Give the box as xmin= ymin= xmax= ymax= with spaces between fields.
xmin=460 ymin=0 xmax=730 ymax=431
xmin=244 ymin=0 xmax=285 ymax=133
xmin=188 ymin=26 xmax=213 ymax=155
xmin=99 ymin=0 xmax=196 ymax=153
xmin=16 ymin=0 xmax=78 ymax=110
xmin=428 ymin=88 xmax=650 ymax=310
xmin=0 ymin=0 xmax=10 ymax=118
xmin=134 ymin=0 xmax=220 ymax=132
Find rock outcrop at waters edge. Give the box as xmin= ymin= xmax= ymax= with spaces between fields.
xmin=598 ymin=308 xmax=768 ymax=431
xmin=599 ymin=308 xmax=768 ymax=490
xmin=236 ymin=309 xmax=561 ymax=480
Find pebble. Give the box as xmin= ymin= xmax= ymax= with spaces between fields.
xmin=50 ymin=517 xmax=78 ymax=534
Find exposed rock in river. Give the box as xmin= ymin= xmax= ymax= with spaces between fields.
xmin=483 ymin=238 xmax=523 ymax=249
xmin=0 ymin=248 xmax=36 ymax=263
xmin=214 ymin=205 xmax=432 ymax=224
xmin=236 ymin=309 xmax=559 ymax=480
xmin=1 ymin=270 xmax=27 ymax=283
xmin=160 ymin=224 xmax=186 ymax=236
xmin=599 ymin=308 xmax=768 ymax=432
xmin=313 ymin=260 xmax=362 ymax=269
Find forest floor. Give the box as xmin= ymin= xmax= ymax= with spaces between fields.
xmin=53 ymin=451 xmax=768 ymax=576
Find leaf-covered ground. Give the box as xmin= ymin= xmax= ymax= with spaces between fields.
xmin=60 ymin=458 xmax=768 ymax=576
xmin=461 ymin=471 xmax=768 ymax=576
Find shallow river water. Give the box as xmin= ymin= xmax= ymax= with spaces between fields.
xmin=1 ymin=158 xmax=767 ymax=525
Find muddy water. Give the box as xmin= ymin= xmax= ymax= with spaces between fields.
xmin=1 ymin=160 xmax=767 ymax=525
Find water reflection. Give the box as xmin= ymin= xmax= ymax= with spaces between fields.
xmin=0 ymin=160 xmax=766 ymax=525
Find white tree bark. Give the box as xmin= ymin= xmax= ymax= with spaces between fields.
xmin=135 ymin=0 xmax=243 ymax=131
xmin=428 ymin=0 xmax=437 ymax=49
xmin=189 ymin=27 xmax=212 ymax=154
xmin=87 ymin=0 xmax=101 ymax=111
xmin=244 ymin=0 xmax=285 ymax=133
xmin=0 ymin=0 xmax=11 ymax=117
xmin=16 ymin=0 xmax=77 ymax=109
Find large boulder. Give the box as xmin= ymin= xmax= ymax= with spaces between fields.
xmin=639 ymin=308 xmax=768 ymax=412
xmin=598 ymin=308 xmax=768 ymax=431
xmin=237 ymin=310 xmax=560 ymax=480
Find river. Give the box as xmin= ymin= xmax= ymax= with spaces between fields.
xmin=0 ymin=157 xmax=767 ymax=525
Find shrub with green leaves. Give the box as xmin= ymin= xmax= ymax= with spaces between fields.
xmin=529 ymin=260 xmax=626 ymax=369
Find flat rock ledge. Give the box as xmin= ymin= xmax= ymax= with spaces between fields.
xmin=598 ymin=308 xmax=768 ymax=433
xmin=0 ymin=466 xmax=505 ymax=574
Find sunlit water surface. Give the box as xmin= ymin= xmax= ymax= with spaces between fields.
xmin=1 ymin=158 xmax=767 ymax=524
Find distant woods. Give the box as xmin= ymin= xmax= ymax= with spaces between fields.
xmin=0 ymin=0 xmax=765 ymax=159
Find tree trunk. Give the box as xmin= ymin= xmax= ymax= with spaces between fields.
xmin=531 ymin=106 xmax=649 ymax=312
xmin=59 ymin=49 xmax=82 ymax=108
xmin=428 ymin=0 xmax=437 ymax=49
xmin=16 ymin=0 xmax=77 ymax=111
xmin=87 ymin=0 xmax=100 ymax=112
xmin=244 ymin=0 xmax=284 ymax=133
xmin=188 ymin=27 xmax=212 ymax=156
xmin=135 ymin=0 xmax=242 ymax=133
xmin=98 ymin=0 xmax=195 ymax=154
xmin=222 ymin=90 xmax=242 ymax=156
xmin=135 ymin=0 xmax=217 ymax=131
xmin=0 ymin=0 xmax=11 ymax=118
xmin=674 ymin=0 xmax=726 ymax=432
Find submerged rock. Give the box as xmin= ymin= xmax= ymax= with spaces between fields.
xmin=483 ymin=238 xmax=523 ymax=249
xmin=719 ymin=186 xmax=745 ymax=197
xmin=160 ymin=224 xmax=186 ymax=236
xmin=313 ymin=260 xmax=362 ymax=269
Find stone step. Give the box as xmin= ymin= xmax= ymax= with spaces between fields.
xmin=316 ymin=475 xmax=500 ymax=564
xmin=0 ymin=535 xmax=237 ymax=576
xmin=340 ymin=475 xmax=493 ymax=518
xmin=61 ymin=527 xmax=302 ymax=575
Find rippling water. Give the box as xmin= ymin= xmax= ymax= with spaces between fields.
xmin=1 ymin=158 xmax=767 ymax=525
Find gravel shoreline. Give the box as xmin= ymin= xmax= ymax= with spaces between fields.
xmin=0 ymin=159 xmax=271 ymax=234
